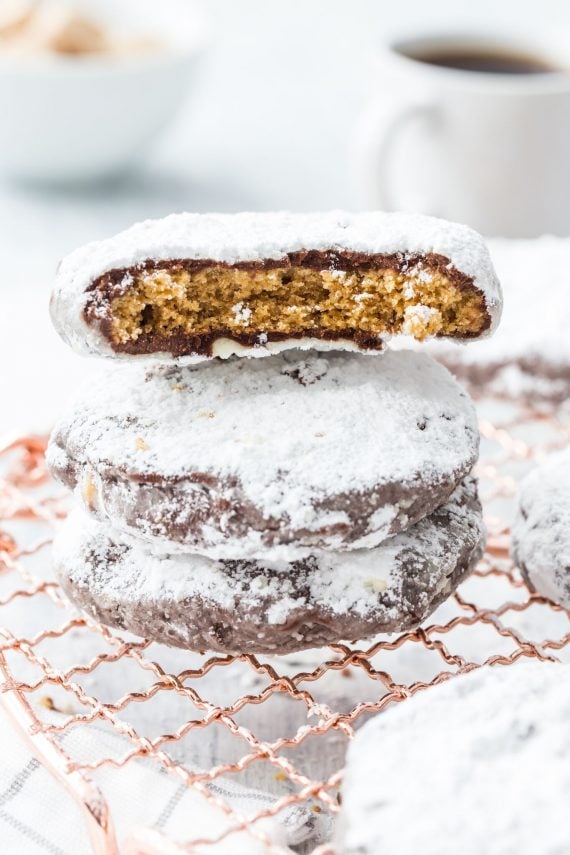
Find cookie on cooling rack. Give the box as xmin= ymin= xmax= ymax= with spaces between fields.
xmin=422 ymin=237 xmax=570 ymax=402
xmin=46 ymin=349 xmax=479 ymax=560
xmin=50 ymin=210 xmax=501 ymax=363
xmin=52 ymin=477 xmax=484 ymax=654
xmin=512 ymin=450 xmax=570 ymax=609
xmin=339 ymin=661 xmax=570 ymax=855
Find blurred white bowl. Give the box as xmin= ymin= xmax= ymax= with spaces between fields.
xmin=0 ymin=0 xmax=206 ymax=183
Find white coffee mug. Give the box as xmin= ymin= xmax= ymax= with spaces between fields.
xmin=350 ymin=32 xmax=570 ymax=237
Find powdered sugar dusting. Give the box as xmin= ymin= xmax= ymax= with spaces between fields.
xmin=512 ymin=450 xmax=570 ymax=609
xmin=340 ymin=662 xmax=570 ymax=855
xmin=53 ymin=477 xmax=483 ymax=627
xmin=231 ymin=302 xmax=252 ymax=325
xmin=402 ymin=304 xmax=440 ymax=337
xmin=50 ymin=210 xmax=502 ymax=360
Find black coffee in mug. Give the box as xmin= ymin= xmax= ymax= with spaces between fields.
xmin=410 ymin=47 xmax=560 ymax=74
xmin=352 ymin=32 xmax=570 ymax=235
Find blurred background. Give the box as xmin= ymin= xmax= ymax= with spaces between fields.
xmin=1 ymin=0 xmax=570 ymax=430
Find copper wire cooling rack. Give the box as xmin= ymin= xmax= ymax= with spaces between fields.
xmin=0 ymin=397 xmax=570 ymax=854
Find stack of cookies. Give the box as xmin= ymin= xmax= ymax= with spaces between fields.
xmin=47 ymin=212 xmax=502 ymax=654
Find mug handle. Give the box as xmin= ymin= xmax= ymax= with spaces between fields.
xmin=350 ymin=97 xmax=440 ymax=211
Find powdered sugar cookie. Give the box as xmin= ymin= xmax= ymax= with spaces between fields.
xmin=423 ymin=237 xmax=570 ymax=401
xmin=47 ymin=350 xmax=479 ymax=560
xmin=50 ymin=210 xmax=501 ymax=363
xmin=53 ymin=477 xmax=484 ymax=653
xmin=339 ymin=661 xmax=570 ymax=855
xmin=512 ymin=450 xmax=570 ymax=609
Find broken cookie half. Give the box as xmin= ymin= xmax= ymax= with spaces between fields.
xmin=51 ymin=210 xmax=502 ymax=362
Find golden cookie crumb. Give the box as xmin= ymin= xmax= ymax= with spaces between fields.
xmin=363 ymin=577 xmax=388 ymax=593
xmin=82 ymin=472 xmax=97 ymax=509
xmin=108 ymin=264 xmax=486 ymax=345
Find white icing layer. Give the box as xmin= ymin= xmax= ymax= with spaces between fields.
xmin=50 ymin=210 xmax=502 ymax=361
xmin=47 ymin=350 xmax=479 ymax=560
xmin=512 ymin=450 xmax=570 ymax=609
xmin=340 ymin=662 xmax=570 ymax=855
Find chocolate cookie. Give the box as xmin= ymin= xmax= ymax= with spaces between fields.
xmin=50 ymin=211 xmax=502 ymax=363
xmin=339 ymin=661 xmax=569 ymax=855
xmin=47 ymin=350 xmax=479 ymax=560
xmin=512 ymin=450 xmax=570 ymax=609
xmin=423 ymin=237 xmax=570 ymax=401
xmin=53 ymin=477 xmax=484 ymax=654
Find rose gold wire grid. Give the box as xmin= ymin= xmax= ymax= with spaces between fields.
xmin=0 ymin=397 xmax=569 ymax=855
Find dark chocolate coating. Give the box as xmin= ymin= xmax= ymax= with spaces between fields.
xmin=84 ymin=251 xmax=491 ymax=358
xmin=54 ymin=478 xmax=484 ymax=654
xmin=48 ymin=446 xmax=476 ymax=556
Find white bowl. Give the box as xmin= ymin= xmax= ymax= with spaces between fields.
xmin=0 ymin=0 xmax=206 ymax=182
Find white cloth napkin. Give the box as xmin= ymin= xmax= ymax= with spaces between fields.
xmin=0 ymin=707 xmax=326 ymax=854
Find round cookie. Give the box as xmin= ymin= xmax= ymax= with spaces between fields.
xmin=423 ymin=237 xmax=570 ymax=402
xmin=512 ymin=450 xmax=570 ymax=609
xmin=339 ymin=661 xmax=570 ymax=855
xmin=50 ymin=210 xmax=502 ymax=364
xmin=47 ymin=349 xmax=479 ymax=560
xmin=53 ymin=477 xmax=484 ymax=654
